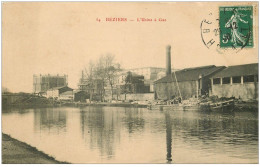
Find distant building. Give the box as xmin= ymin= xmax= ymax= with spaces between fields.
xmin=130 ymin=67 xmax=166 ymax=81
xmin=126 ymin=67 xmax=167 ymax=92
xmin=210 ymin=63 xmax=258 ymax=100
xmin=74 ymin=90 xmax=90 ymax=102
xmin=116 ymin=71 xmax=150 ymax=94
xmin=33 ymin=74 xmax=68 ymax=94
xmin=154 ymin=65 xmax=225 ymax=100
xmin=46 ymin=86 xmax=73 ymax=100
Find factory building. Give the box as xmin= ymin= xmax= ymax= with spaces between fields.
xmin=116 ymin=71 xmax=150 ymax=94
xmin=129 ymin=67 xmax=166 ymax=92
xmin=154 ymin=46 xmax=225 ymax=100
xmin=74 ymin=90 xmax=90 ymax=102
xmin=33 ymin=74 xmax=68 ymax=94
xmin=46 ymin=86 xmax=73 ymax=101
xmin=210 ymin=63 xmax=258 ymax=100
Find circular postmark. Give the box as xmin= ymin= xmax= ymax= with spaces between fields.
xmin=201 ymin=6 xmax=253 ymax=53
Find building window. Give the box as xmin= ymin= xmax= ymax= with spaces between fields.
xmin=222 ymin=77 xmax=230 ymax=84
xmin=213 ymin=78 xmax=220 ymax=85
xmin=243 ymin=75 xmax=254 ymax=83
xmin=232 ymin=76 xmax=241 ymax=83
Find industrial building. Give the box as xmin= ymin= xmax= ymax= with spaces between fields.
xmin=154 ymin=65 xmax=225 ymax=100
xmin=46 ymin=86 xmax=73 ymax=101
xmin=154 ymin=46 xmax=225 ymax=100
xmin=130 ymin=67 xmax=165 ymax=81
xmin=74 ymin=90 xmax=89 ymax=102
xmin=116 ymin=71 xmax=150 ymax=94
xmin=128 ymin=67 xmax=166 ymax=92
xmin=33 ymin=74 xmax=68 ymax=94
xmin=210 ymin=63 xmax=258 ymax=100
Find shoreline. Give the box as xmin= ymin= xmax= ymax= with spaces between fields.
xmin=2 ymin=102 xmax=149 ymax=110
xmin=2 ymin=101 xmax=258 ymax=112
xmin=64 ymin=102 xmax=148 ymax=108
xmin=2 ymin=133 xmax=69 ymax=164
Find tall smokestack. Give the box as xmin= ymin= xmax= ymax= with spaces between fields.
xmin=166 ymin=45 xmax=171 ymax=76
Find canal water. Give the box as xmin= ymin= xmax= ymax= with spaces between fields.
xmin=2 ymin=106 xmax=258 ymax=163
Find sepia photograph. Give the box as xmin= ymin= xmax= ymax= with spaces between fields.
xmin=1 ymin=1 xmax=259 ymax=164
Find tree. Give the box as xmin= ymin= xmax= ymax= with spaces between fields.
xmin=123 ymin=71 xmax=133 ymax=100
xmin=103 ymin=55 xmax=121 ymax=100
xmin=94 ymin=55 xmax=109 ymax=101
xmin=80 ymin=61 xmax=96 ymax=102
xmin=80 ymin=54 xmax=121 ymax=102
xmin=93 ymin=54 xmax=121 ymax=101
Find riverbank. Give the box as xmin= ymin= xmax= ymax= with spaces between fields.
xmin=2 ymin=98 xmax=258 ymax=112
xmin=65 ymin=101 xmax=258 ymax=111
xmin=2 ymin=133 xmax=68 ymax=164
xmin=63 ymin=102 xmax=148 ymax=108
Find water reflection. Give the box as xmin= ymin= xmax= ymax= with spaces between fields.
xmin=34 ymin=108 xmax=67 ymax=134
xmin=168 ymin=110 xmax=258 ymax=160
xmin=2 ymin=106 xmax=258 ymax=163
xmin=122 ymin=107 xmax=145 ymax=134
xmin=80 ymin=107 xmax=120 ymax=159
xmin=2 ymin=107 xmax=32 ymax=114
xmin=165 ymin=111 xmax=172 ymax=163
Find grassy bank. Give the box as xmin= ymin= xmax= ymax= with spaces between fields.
xmin=2 ymin=133 xmax=68 ymax=164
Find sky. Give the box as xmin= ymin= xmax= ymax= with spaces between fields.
xmin=2 ymin=2 xmax=258 ymax=93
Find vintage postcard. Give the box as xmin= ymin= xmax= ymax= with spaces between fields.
xmin=2 ymin=2 xmax=259 ymax=164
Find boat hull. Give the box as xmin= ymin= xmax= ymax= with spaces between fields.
xmin=147 ymin=100 xmax=234 ymax=112
xmin=209 ymin=100 xmax=235 ymax=112
xmin=147 ymin=104 xmax=210 ymax=111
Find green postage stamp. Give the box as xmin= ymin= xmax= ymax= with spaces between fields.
xmin=219 ymin=6 xmax=253 ymax=48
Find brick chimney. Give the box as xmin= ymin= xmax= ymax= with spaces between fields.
xmin=166 ymin=45 xmax=171 ymax=76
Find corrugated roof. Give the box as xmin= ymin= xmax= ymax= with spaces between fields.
xmin=211 ymin=63 xmax=258 ymax=78
xmin=154 ymin=65 xmax=225 ymax=83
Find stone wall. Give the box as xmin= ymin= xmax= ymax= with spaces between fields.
xmin=154 ymin=81 xmax=197 ymax=100
xmin=211 ymin=83 xmax=258 ymax=100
